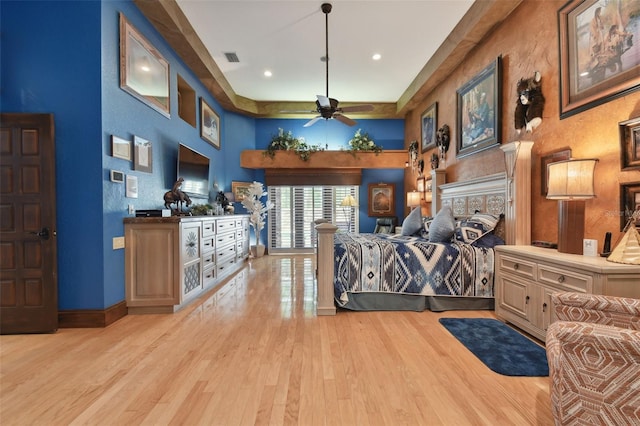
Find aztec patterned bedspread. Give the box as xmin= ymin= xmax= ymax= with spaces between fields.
xmin=334 ymin=233 xmax=495 ymax=306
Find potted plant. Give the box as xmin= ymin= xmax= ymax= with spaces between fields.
xmin=240 ymin=181 xmax=274 ymax=257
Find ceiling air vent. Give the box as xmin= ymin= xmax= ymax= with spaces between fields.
xmin=224 ymin=52 xmax=240 ymax=63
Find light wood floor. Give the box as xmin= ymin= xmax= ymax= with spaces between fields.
xmin=0 ymin=255 xmax=553 ymax=425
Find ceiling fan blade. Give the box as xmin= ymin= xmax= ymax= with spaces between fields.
xmin=280 ymin=110 xmax=316 ymax=114
xmin=333 ymin=114 xmax=357 ymax=126
xmin=303 ymin=116 xmax=323 ymax=127
xmin=316 ymin=95 xmax=331 ymax=108
xmin=339 ymin=104 xmax=375 ymax=113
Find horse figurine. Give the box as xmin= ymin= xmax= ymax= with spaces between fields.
xmin=164 ymin=178 xmax=192 ymax=213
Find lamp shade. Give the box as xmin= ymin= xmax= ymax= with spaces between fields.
xmin=340 ymin=194 xmax=358 ymax=207
xmin=546 ymin=159 xmax=598 ymax=200
xmin=407 ymin=191 xmax=421 ymax=208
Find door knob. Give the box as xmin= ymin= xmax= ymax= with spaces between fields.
xmin=29 ymin=227 xmax=50 ymax=240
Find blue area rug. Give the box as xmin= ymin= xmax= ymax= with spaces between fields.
xmin=439 ymin=318 xmax=549 ymax=377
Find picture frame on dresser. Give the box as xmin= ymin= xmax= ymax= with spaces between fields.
xmin=558 ymin=0 xmax=640 ymax=119
xmin=456 ymin=56 xmax=502 ymax=158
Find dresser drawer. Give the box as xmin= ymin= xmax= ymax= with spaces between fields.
xmin=215 ymin=231 xmax=236 ymax=246
xmin=216 ymin=218 xmax=237 ymax=234
xmin=202 ymin=236 xmax=216 ymax=253
xmin=216 ymin=242 xmax=237 ymax=260
xmin=202 ymin=220 xmax=216 ymax=237
xmin=203 ymin=264 xmax=216 ymax=288
xmin=202 ymin=251 xmax=215 ymax=269
xmin=217 ymin=256 xmax=238 ymax=277
xmin=537 ymin=264 xmax=591 ymax=293
xmin=498 ymin=255 xmax=536 ymax=280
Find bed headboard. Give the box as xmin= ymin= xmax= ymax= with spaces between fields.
xmin=435 ymin=141 xmax=533 ymax=245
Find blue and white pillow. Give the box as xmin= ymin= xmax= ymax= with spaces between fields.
xmin=470 ymin=212 xmax=501 ymax=233
xmin=454 ymin=219 xmax=486 ymax=243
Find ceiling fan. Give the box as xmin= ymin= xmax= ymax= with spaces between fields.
xmin=284 ymin=3 xmax=374 ymax=127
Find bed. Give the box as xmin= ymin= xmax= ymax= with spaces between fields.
xmin=315 ymin=141 xmax=533 ymax=315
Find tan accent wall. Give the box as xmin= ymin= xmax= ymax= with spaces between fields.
xmin=404 ymin=0 xmax=640 ymax=251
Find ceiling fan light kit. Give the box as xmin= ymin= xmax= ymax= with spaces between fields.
xmin=284 ymin=2 xmax=374 ymax=127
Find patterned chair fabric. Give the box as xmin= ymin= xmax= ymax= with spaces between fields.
xmin=546 ymin=292 xmax=640 ymax=425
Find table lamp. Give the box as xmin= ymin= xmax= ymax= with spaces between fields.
xmin=407 ymin=191 xmax=421 ymax=209
xmin=546 ymin=158 xmax=598 ymax=254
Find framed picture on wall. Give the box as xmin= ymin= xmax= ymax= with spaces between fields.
xmin=200 ymin=98 xmax=221 ymax=150
xmin=620 ymin=182 xmax=640 ymax=231
xmin=111 ymin=135 xmax=131 ymax=161
xmin=456 ymin=56 xmax=502 ymax=158
xmin=558 ymin=0 xmax=640 ymax=119
xmin=232 ymin=181 xmax=251 ymax=202
xmin=133 ymin=135 xmax=153 ymax=173
xmin=119 ymin=13 xmax=170 ymax=118
xmin=421 ymin=102 xmax=437 ymax=153
xmin=368 ymin=183 xmax=396 ymax=217
xmin=620 ymin=117 xmax=640 ymax=171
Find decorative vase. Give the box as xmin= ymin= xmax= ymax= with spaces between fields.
xmin=251 ymin=244 xmax=266 ymax=257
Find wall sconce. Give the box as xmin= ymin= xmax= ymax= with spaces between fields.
xmin=407 ymin=191 xmax=421 ymax=210
xmin=546 ymin=158 xmax=598 ymax=254
xmin=340 ymin=194 xmax=358 ymax=232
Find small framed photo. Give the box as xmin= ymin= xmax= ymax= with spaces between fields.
xmin=421 ymin=102 xmax=437 ymax=153
xmin=111 ymin=135 xmax=131 ymax=161
xmin=200 ymin=98 xmax=220 ymax=149
xmin=620 ymin=117 xmax=640 ymax=171
xmin=231 ymin=181 xmax=251 ymax=202
xmin=133 ymin=135 xmax=153 ymax=173
xmin=126 ymin=174 xmax=138 ymax=198
xmin=456 ymin=56 xmax=502 ymax=158
xmin=368 ymin=183 xmax=396 ymax=217
xmin=541 ymin=148 xmax=572 ymax=196
xmin=620 ymin=182 xmax=640 ymax=231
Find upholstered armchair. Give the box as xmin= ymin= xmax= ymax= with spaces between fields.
xmin=546 ymin=292 xmax=640 ymax=425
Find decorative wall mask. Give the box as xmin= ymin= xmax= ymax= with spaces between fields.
xmin=514 ymin=71 xmax=545 ymax=134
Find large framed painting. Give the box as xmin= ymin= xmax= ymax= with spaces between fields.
xmin=421 ymin=102 xmax=437 ymax=153
xmin=620 ymin=117 xmax=640 ymax=170
xmin=368 ymin=183 xmax=396 ymax=217
xmin=456 ymin=56 xmax=502 ymax=158
xmin=232 ymin=181 xmax=251 ymax=202
xmin=119 ymin=13 xmax=170 ymax=118
xmin=558 ymin=0 xmax=640 ymax=119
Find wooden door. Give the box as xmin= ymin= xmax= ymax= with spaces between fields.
xmin=0 ymin=113 xmax=58 ymax=334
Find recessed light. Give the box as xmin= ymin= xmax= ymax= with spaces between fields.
xmin=372 ymin=53 xmax=381 ymax=61
xmin=264 ymin=70 xmax=273 ymax=77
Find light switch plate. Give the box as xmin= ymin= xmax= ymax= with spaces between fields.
xmin=112 ymin=236 xmax=125 ymax=250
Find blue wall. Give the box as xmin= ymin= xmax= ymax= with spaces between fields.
xmin=1 ymin=0 xmax=405 ymax=311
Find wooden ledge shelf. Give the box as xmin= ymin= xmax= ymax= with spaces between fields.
xmin=240 ymin=150 xmax=408 ymax=169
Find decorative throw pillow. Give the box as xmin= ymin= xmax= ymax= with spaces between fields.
xmin=401 ymin=207 xmax=423 ymax=236
xmin=429 ymin=205 xmax=456 ymax=243
xmin=473 ymin=233 xmax=506 ymax=249
xmin=419 ymin=217 xmax=434 ymax=239
xmin=454 ymin=219 xmax=487 ymax=243
xmin=470 ymin=212 xmax=501 ymax=233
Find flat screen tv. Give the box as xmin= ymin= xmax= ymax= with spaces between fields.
xmin=177 ymin=143 xmax=210 ymax=199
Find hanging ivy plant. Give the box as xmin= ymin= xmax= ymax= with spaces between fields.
xmin=263 ymin=128 xmax=324 ymax=161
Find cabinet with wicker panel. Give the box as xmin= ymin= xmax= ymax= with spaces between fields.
xmin=124 ymin=215 xmax=249 ymax=313
xmin=495 ymin=245 xmax=640 ymax=342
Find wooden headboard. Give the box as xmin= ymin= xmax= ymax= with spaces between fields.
xmin=433 ymin=141 xmax=532 ymax=245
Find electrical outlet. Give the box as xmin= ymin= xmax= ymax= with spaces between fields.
xmin=128 ymin=204 xmax=135 ymax=214
xmin=112 ymin=236 xmax=125 ymax=250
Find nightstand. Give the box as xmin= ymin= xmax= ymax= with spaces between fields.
xmin=495 ymin=245 xmax=640 ymax=342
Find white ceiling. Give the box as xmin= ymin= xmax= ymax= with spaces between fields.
xmin=175 ymin=0 xmax=474 ymax=104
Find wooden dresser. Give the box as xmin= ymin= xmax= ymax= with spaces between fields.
xmin=124 ymin=215 xmax=250 ymax=313
xmin=495 ymin=245 xmax=640 ymax=342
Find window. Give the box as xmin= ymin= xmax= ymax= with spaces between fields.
xmin=267 ymin=185 xmax=358 ymax=252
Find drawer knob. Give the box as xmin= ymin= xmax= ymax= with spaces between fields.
xmin=557 ymin=275 xmax=565 ymax=283
xmin=514 ymin=263 xmax=519 ymax=270
xmin=542 ymin=302 xmax=547 ymax=312
xmin=525 ymin=295 xmax=530 ymax=304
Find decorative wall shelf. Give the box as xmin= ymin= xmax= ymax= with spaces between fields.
xmin=240 ymin=150 xmax=407 ymax=169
